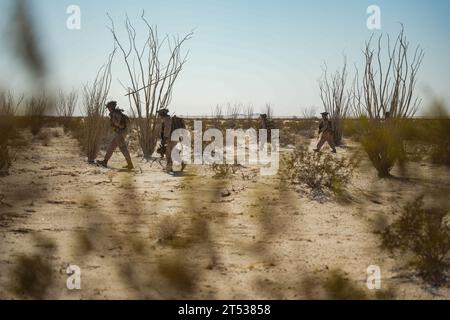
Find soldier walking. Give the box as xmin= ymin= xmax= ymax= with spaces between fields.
xmin=259 ymin=113 xmax=275 ymax=141
xmin=157 ymin=108 xmax=186 ymax=173
xmin=314 ymin=112 xmax=337 ymax=153
xmin=96 ymin=101 xmax=134 ymax=170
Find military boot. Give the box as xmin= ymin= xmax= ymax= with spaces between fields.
xmin=121 ymin=147 xmax=134 ymax=170
xmin=97 ymin=159 xmax=108 ymax=167
xmin=122 ymin=162 xmax=134 ymax=170
xmin=165 ymin=164 xmax=173 ymax=173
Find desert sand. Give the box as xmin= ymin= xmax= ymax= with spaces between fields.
xmin=0 ymin=127 xmax=449 ymax=299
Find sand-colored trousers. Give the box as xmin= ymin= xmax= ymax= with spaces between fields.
xmin=104 ymin=130 xmax=131 ymax=162
xmin=316 ymin=131 xmax=336 ymax=151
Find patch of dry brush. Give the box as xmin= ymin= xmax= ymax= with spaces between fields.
xmin=382 ymin=195 xmax=450 ymax=285
xmin=280 ymin=145 xmax=358 ymax=198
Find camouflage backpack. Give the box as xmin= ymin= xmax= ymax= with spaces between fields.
xmin=112 ymin=109 xmax=130 ymax=130
xmin=171 ymin=115 xmax=186 ymax=132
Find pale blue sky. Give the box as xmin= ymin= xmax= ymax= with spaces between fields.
xmin=0 ymin=0 xmax=449 ymax=116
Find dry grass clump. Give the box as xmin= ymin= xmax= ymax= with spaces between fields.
xmin=81 ymin=49 xmax=114 ymax=163
xmin=361 ymin=126 xmax=404 ymax=177
xmin=56 ymin=89 xmax=78 ymax=132
xmin=280 ymin=145 xmax=357 ymax=196
xmin=278 ymin=119 xmax=316 ymax=147
xmin=156 ymin=215 xmax=180 ymax=244
xmin=9 ymin=235 xmax=57 ymax=299
xmin=382 ymin=195 xmax=450 ymax=285
xmin=354 ymin=118 xmax=406 ymax=178
xmin=301 ymin=269 xmax=396 ymax=300
xmin=211 ymin=163 xmax=239 ymax=179
xmin=0 ymin=91 xmax=23 ymax=175
xmin=425 ymin=103 xmax=450 ymax=166
xmin=25 ymin=95 xmax=50 ymax=135
xmin=34 ymin=129 xmax=51 ymax=146
xmin=82 ymin=91 xmax=108 ymax=163
xmin=10 ymin=254 xmax=53 ymax=299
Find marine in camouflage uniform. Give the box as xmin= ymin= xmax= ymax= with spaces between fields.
xmin=96 ymin=101 xmax=134 ymax=170
xmin=259 ymin=114 xmax=273 ymax=141
xmin=157 ymin=108 xmax=186 ymax=173
xmin=314 ymin=112 xmax=336 ymax=153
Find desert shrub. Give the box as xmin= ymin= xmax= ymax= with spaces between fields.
xmin=320 ymin=270 xmax=367 ymax=300
xmin=0 ymin=91 xmax=23 ymax=176
xmin=342 ymin=119 xmax=362 ymax=140
xmin=301 ymin=269 xmax=396 ymax=300
xmin=279 ymin=131 xmax=297 ymax=147
xmin=56 ymin=89 xmax=78 ymax=132
xmin=64 ymin=117 xmax=83 ymax=139
xmin=359 ymin=119 xmax=406 ymax=178
xmin=278 ymin=119 xmax=316 ymax=147
xmin=82 ymin=92 xmax=108 ymax=163
xmin=110 ymin=16 xmax=192 ymax=159
xmin=82 ymin=50 xmax=114 ymax=163
xmin=0 ymin=143 xmax=12 ymax=176
xmin=10 ymin=254 xmax=53 ymax=299
xmin=211 ymin=163 xmax=232 ymax=178
xmin=351 ymin=28 xmax=423 ymax=177
xmin=25 ymin=95 xmax=50 ymax=135
xmin=9 ymin=235 xmax=56 ymax=299
xmin=34 ymin=129 xmax=51 ymax=146
xmin=223 ymin=103 xmax=242 ymax=129
xmin=319 ymin=59 xmax=351 ymax=146
xmin=426 ymin=103 xmax=450 ymax=166
xmin=211 ymin=163 xmax=236 ymax=179
xmin=52 ymin=127 xmax=62 ymax=138
xmin=157 ymin=216 xmax=180 ymax=244
xmin=33 ymin=128 xmax=61 ymax=146
xmin=404 ymin=141 xmax=432 ymax=163
xmin=382 ymin=196 xmax=450 ymax=285
xmin=280 ymin=145 xmax=356 ymax=195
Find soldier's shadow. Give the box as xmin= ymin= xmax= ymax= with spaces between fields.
xmin=169 ymin=171 xmax=195 ymax=178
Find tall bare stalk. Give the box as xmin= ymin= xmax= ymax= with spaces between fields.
xmin=109 ymin=12 xmax=192 ymax=159
xmin=319 ymin=58 xmax=350 ymax=146
xmin=26 ymin=94 xmax=50 ymax=135
xmin=262 ymin=103 xmax=274 ymax=119
xmin=353 ymin=26 xmax=424 ymax=177
xmin=0 ymin=91 xmax=23 ymax=175
xmin=82 ymin=49 xmax=115 ymax=163
xmin=301 ymin=106 xmax=317 ymax=119
xmin=358 ymin=26 xmax=424 ymax=119
xmin=56 ymin=89 xmax=77 ymax=117
xmin=56 ymin=89 xmax=78 ymax=131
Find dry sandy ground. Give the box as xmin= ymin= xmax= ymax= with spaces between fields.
xmin=0 ymin=127 xmax=449 ymax=300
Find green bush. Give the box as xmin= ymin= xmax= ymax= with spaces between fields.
xmin=361 ymin=120 xmax=407 ymax=177
xmin=427 ymin=104 xmax=450 ymax=166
